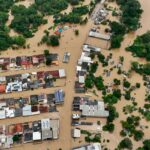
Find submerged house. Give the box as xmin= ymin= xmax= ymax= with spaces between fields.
xmin=0 ymin=118 xmax=60 ymax=149
xmin=54 ymin=89 xmax=65 ymax=104
xmin=73 ymin=143 xmax=102 ymax=150
xmin=72 ymin=97 xmax=109 ymax=117
xmin=83 ymin=44 xmax=101 ymax=53
xmin=89 ymin=30 xmax=110 ymax=40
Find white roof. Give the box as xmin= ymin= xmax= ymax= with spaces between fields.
xmin=0 ymin=102 xmax=6 ymax=109
xmin=83 ymin=44 xmax=101 ymax=52
xmin=22 ymin=73 xmax=30 ymax=79
xmin=72 ymin=129 xmax=81 ymax=138
xmin=23 ymin=105 xmax=32 ymax=116
xmin=59 ymin=69 xmax=66 ymax=78
xmin=0 ymin=110 xmax=6 ymax=119
xmin=76 ymin=66 xmax=82 ymax=72
xmin=4 ymin=135 xmax=13 ymax=148
xmin=41 ymin=118 xmax=50 ymax=130
xmin=87 ymin=143 xmax=101 ymax=150
xmin=33 ymin=132 xmax=41 ymax=141
xmin=0 ymin=59 xmax=4 ymax=64
xmin=89 ymin=31 xmax=110 ymax=40
xmin=0 ymin=77 xmax=6 ymax=82
xmin=79 ymin=76 xmax=85 ymax=84
xmin=5 ymin=108 xmax=15 ymax=118
xmin=74 ymin=143 xmax=101 ymax=150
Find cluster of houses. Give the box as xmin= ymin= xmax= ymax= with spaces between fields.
xmin=71 ymin=97 xmax=109 ymax=140
xmin=91 ymin=5 xmax=108 ymax=25
xmin=0 ymin=69 xmax=66 ymax=94
xmin=73 ymin=143 xmax=101 ymax=150
xmin=0 ymin=89 xmax=65 ymax=120
xmin=75 ymin=44 xmax=100 ymax=93
xmin=0 ymin=118 xmax=59 ymax=149
xmin=72 ymin=97 xmax=109 ymax=118
xmin=0 ymin=54 xmax=59 ymax=72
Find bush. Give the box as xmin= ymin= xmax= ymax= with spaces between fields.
xmin=113 ymin=79 xmax=121 ymax=85
xmin=113 ymin=89 xmax=122 ymax=99
xmin=89 ymin=62 xmax=98 ymax=73
xmin=123 ymin=80 xmax=131 ymax=88
xmin=124 ymin=91 xmax=131 ymax=100
xmin=134 ymin=130 xmax=144 ymax=141
xmin=103 ymin=94 xmax=118 ymax=105
xmin=107 ymin=105 xmax=119 ymax=122
xmin=74 ymin=29 xmax=79 ymax=36
xmin=136 ymin=83 xmax=141 ymax=88
xmin=85 ymin=74 xmax=95 ymax=88
xmin=118 ymin=138 xmax=133 ymax=150
xmin=94 ymin=76 xmax=105 ymax=90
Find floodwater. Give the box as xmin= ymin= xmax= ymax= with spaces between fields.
xmin=0 ymin=0 xmax=150 ymax=150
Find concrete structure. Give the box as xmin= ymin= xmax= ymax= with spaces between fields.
xmin=73 ymin=97 xmax=109 ymax=117
xmin=89 ymin=31 xmax=110 ymax=40
xmin=72 ymin=129 xmax=81 ymax=138
xmin=0 ymin=118 xmax=60 ymax=149
xmin=83 ymin=44 xmax=101 ymax=52
xmin=80 ymin=101 xmax=109 ymax=117
xmin=73 ymin=143 xmax=102 ymax=150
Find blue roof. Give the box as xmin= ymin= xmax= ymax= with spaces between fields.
xmin=54 ymin=90 xmax=64 ymax=103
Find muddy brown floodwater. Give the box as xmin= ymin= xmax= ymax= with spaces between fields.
xmin=0 ymin=0 xmax=150 ymax=150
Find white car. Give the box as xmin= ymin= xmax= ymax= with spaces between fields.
xmin=72 ymin=114 xmax=80 ymax=119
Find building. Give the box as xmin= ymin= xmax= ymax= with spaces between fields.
xmin=80 ymin=100 xmax=109 ymax=117
xmin=54 ymin=89 xmax=65 ymax=104
xmin=41 ymin=119 xmax=52 ymax=140
xmin=83 ymin=44 xmax=101 ymax=53
xmin=72 ymin=128 xmax=81 ymax=138
xmin=73 ymin=143 xmax=102 ymax=150
xmin=50 ymin=119 xmax=59 ymax=139
xmin=74 ymin=82 xmax=86 ymax=93
xmin=0 ymin=69 xmax=66 ymax=94
xmin=89 ymin=30 xmax=110 ymax=40
xmin=72 ymin=97 xmax=109 ymax=117
xmin=78 ymin=52 xmax=93 ymax=65
xmin=0 ymin=90 xmax=64 ymax=120
xmin=63 ymin=52 xmax=71 ymax=63
xmin=0 ymin=117 xmax=59 ymax=148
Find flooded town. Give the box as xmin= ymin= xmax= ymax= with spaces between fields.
xmin=0 ymin=0 xmax=150 ymax=150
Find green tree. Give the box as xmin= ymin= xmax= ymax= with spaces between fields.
xmin=103 ymin=94 xmax=118 ymax=105
xmin=12 ymin=35 xmax=26 ymax=46
xmin=118 ymin=138 xmax=133 ymax=150
xmin=103 ymin=123 xmax=115 ymax=133
xmin=134 ymin=130 xmax=144 ymax=141
xmin=123 ymin=80 xmax=131 ymax=88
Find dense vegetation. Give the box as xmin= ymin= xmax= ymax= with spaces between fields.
xmin=0 ymin=0 xmax=27 ymax=50
xmin=131 ymin=62 xmax=150 ymax=75
xmin=54 ymin=5 xmax=89 ymax=24
xmin=126 ymin=32 xmax=150 ymax=61
xmin=10 ymin=5 xmax=46 ymax=38
xmin=34 ymin=0 xmax=68 ymax=15
xmin=110 ymin=0 xmax=142 ymax=49
xmin=42 ymin=33 xmax=60 ymax=47
xmin=0 ymin=0 xmax=14 ymax=12
xmin=116 ymin=0 xmax=143 ymax=31
xmin=137 ymin=139 xmax=150 ymax=150
xmin=110 ymin=21 xmax=126 ymax=48
xmin=120 ymin=115 xmax=144 ymax=141
xmin=118 ymin=138 xmax=133 ymax=150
